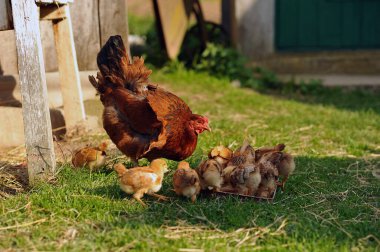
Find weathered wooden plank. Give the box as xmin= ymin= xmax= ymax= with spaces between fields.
xmin=153 ymin=0 xmax=189 ymax=59
xmin=10 ymin=0 xmax=56 ymax=183
xmin=70 ymin=0 xmax=100 ymax=70
xmin=52 ymin=5 xmax=86 ymax=128
xmin=35 ymin=0 xmax=73 ymax=4
xmin=40 ymin=5 xmax=67 ymax=20
xmin=0 ymin=0 xmax=13 ymax=31
xmin=98 ymin=0 xmax=130 ymax=55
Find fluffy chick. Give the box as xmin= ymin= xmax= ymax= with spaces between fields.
xmin=173 ymin=161 xmax=201 ymax=202
xmin=72 ymin=142 xmax=107 ymax=171
xmin=255 ymin=143 xmax=285 ymax=162
xmin=256 ymin=151 xmax=282 ymax=198
xmin=227 ymin=140 xmax=255 ymax=167
xmin=208 ymin=146 xmax=233 ymax=168
xmin=277 ymin=152 xmax=295 ymax=191
xmin=114 ymin=159 xmax=169 ymax=206
xmin=197 ymin=159 xmax=223 ymax=191
xmin=228 ymin=164 xmax=261 ymax=196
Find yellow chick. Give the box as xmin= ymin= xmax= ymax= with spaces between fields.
xmin=208 ymin=145 xmax=233 ymax=167
xmin=196 ymin=159 xmax=223 ymax=191
xmin=173 ymin=161 xmax=201 ymax=202
xmin=114 ymin=159 xmax=169 ymax=206
xmin=72 ymin=142 xmax=107 ymax=171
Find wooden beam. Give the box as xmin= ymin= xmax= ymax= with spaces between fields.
xmin=0 ymin=0 xmax=13 ymax=31
xmin=52 ymin=5 xmax=86 ymax=129
xmin=35 ymin=0 xmax=73 ymax=5
xmin=40 ymin=5 xmax=67 ymax=20
xmin=10 ymin=0 xmax=56 ymax=183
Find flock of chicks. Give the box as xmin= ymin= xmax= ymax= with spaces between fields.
xmin=72 ymin=141 xmax=295 ymax=206
xmin=196 ymin=141 xmax=295 ymax=199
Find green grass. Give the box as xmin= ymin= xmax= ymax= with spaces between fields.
xmin=1 ymin=69 xmax=380 ymax=251
xmin=128 ymin=14 xmax=155 ymax=36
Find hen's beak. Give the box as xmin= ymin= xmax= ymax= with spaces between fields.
xmin=205 ymin=124 xmax=211 ymax=132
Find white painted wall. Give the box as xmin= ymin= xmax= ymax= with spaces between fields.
xmin=235 ymin=0 xmax=275 ymax=59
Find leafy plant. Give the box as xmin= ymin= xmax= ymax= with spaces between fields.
xmin=187 ymin=43 xmax=327 ymax=95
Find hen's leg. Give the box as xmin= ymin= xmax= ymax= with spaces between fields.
xmin=147 ymin=192 xmax=169 ymax=201
xmin=130 ymin=158 xmax=139 ymax=167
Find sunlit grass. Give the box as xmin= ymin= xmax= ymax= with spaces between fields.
xmin=1 ymin=69 xmax=379 ymax=251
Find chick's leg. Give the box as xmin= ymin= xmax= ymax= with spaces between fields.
xmin=276 ymin=176 xmax=289 ymax=191
xmin=133 ymin=190 xmax=147 ymax=207
xmin=147 ymin=192 xmax=169 ymax=201
xmin=191 ymin=194 xmax=197 ymax=203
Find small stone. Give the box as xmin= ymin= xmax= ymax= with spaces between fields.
xmin=231 ymin=79 xmax=241 ymax=88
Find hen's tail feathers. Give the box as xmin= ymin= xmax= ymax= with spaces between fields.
xmin=96 ymin=35 xmax=152 ymax=91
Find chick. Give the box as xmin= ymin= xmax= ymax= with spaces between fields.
xmin=208 ymin=145 xmax=233 ymax=167
xmin=221 ymin=165 xmax=237 ymax=186
xmin=173 ymin=161 xmax=201 ymax=202
xmin=229 ymin=164 xmax=261 ymax=196
xmin=196 ymin=159 xmax=223 ymax=191
xmin=72 ymin=142 xmax=107 ymax=171
xmin=276 ymin=152 xmax=295 ymax=191
xmin=227 ymin=140 xmax=255 ymax=167
xmin=256 ymin=174 xmax=277 ymax=198
xmin=255 ymin=143 xmax=285 ymax=162
xmin=256 ymin=151 xmax=282 ymax=198
xmin=114 ymin=159 xmax=169 ymax=206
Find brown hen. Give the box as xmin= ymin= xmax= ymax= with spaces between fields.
xmin=89 ymin=36 xmax=210 ymax=164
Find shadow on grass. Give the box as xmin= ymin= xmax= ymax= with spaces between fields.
xmin=82 ymin=156 xmax=379 ymax=247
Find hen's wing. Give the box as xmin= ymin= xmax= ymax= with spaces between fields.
xmin=144 ymin=88 xmax=193 ymax=151
xmin=111 ymin=87 xmax=161 ymax=136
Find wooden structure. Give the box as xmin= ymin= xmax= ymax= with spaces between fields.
xmin=1 ymin=0 xmax=86 ymax=183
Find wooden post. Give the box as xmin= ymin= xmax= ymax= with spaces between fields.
xmin=222 ymin=0 xmax=237 ymax=47
xmin=52 ymin=4 xmax=86 ymax=129
xmin=11 ymin=0 xmax=56 ymax=183
xmin=98 ymin=0 xmax=130 ymax=55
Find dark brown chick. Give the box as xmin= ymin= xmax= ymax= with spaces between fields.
xmin=229 ymin=164 xmax=261 ymax=196
xmin=227 ymin=140 xmax=255 ymax=167
xmin=255 ymin=143 xmax=285 ymax=162
xmin=208 ymin=146 xmax=233 ymax=168
xmin=277 ymin=152 xmax=295 ymax=190
xmin=72 ymin=142 xmax=107 ymax=171
xmin=256 ymin=151 xmax=282 ymax=198
xmin=196 ymin=159 xmax=223 ymax=191
xmin=173 ymin=161 xmax=201 ymax=202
